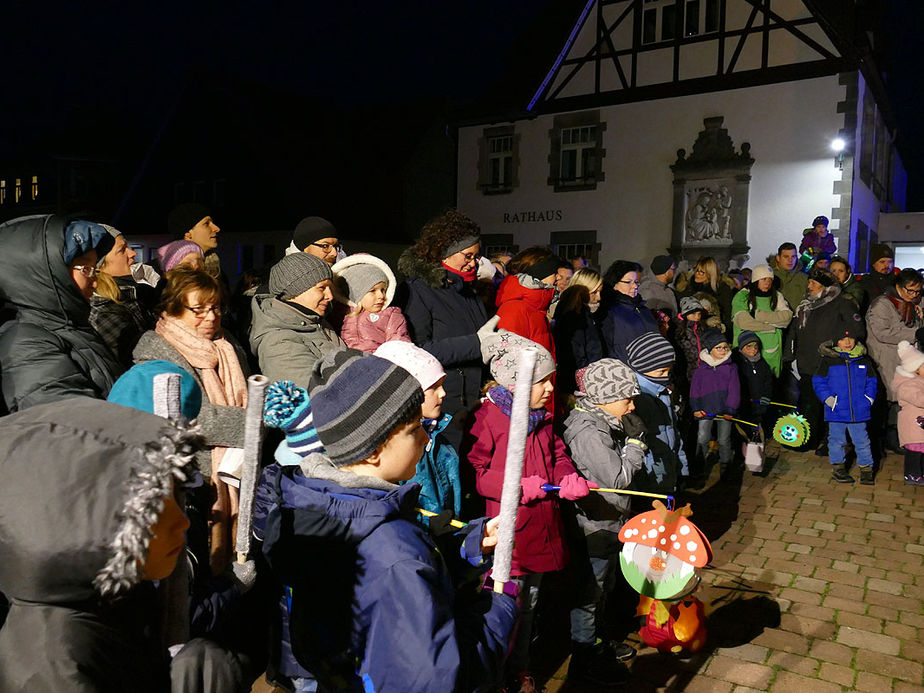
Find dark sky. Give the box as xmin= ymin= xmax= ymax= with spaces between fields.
xmin=3 ymin=1 xmax=921 ymax=207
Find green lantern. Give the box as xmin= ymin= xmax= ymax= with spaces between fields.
xmin=772 ymin=413 xmax=811 ymax=447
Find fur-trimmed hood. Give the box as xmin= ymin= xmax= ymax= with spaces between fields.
xmin=0 ymin=398 xmax=202 ymax=603
xmin=397 ymin=248 xmax=447 ymax=289
xmin=817 ymin=340 xmax=867 ymax=360
xmin=331 ymin=253 xmax=397 ymax=308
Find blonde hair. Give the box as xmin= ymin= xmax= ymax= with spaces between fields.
xmin=694 ymin=257 xmax=720 ymax=292
xmin=567 ymin=268 xmax=603 ymax=293
xmin=94 ymin=270 xmax=122 ymax=303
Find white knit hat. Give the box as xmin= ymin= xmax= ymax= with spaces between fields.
xmin=751 ymin=264 xmax=774 ymax=282
xmin=374 ymin=340 xmax=446 ymax=390
xmin=897 ymin=340 xmax=924 ymax=374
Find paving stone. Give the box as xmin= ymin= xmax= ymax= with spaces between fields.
xmin=831 ymin=559 xmax=860 ymax=573
xmin=901 ymin=640 xmax=924 ymax=661
xmin=796 ymin=527 xmax=821 ymax=537
xmin=867 ymin=577 xmax=904 ymax=595
xmin=770 ymin=671 xmax=842 ymax=693
xmin=836 ymin=611 xmax=883 ymax=633
xmin=791 ymin=576 xmax=827 ymax=593
xmin=682 ymin=676 xmax=734 ymax=693
xmin=786 ymin=543 xmax=812 ymax=554
xmin=818 ymin=661 xmax=856 ymax=687
xmin=822 ymin=595 xmax=868 ymax=615
xmin=845 ymin=497 xmax=870 ymax=504
xmin=855 ymin=650 xmax=924 ymax=683
xmin=705 ymin=655 xmax=773 ymax=689
xmin=907 ymin=543 xmax=924 ymax=556
xmin=814 ymin=521 xmax=837 ymax=532
xmin=826 ymin=583 xmax=865 ymax=601
xmin=884 ymin=621 xmax=918 ymax=641
xmin=717 ymin=643 xmax=769 ymax=664
xmin=865 ymin=512 xmax=895 ymax=522
xmin=808 ymin=640 xmax=854 ymax=666
xmin=779 ymin=613 xmax=836 ymax=639
xmin=751 ymin=628 xmax=809 ymax=655
xmin=787 ymin=602 xmax=835 ymax=621
xmin=766 ymin=651 xmax=817 ymax=676
xmin=865 ymin=589 xmax=920 ymax=612
xmin=814 ymin=566 xmax=868 ymax=587
xmin=894 ymin=682 xmax=924 ymax=693
xmin=778 ymin=587 xmax=822 ymax=606
xmin=900 ymin=611 xmax=924 ymax=629
xmin=837 ymin=626 xmax=901 ymax=655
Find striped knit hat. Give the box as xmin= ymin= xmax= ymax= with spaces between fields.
xmin=263 ymin=381 xmax=323 ymax=458
xmin=626 ymin=332 xmax=675 ymax=373
xmin=309 ymin=350 xmax=424 ymax=466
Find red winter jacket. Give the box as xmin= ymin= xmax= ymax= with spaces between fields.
xmin=495 ymin=275 xmax=556 ymax=358
xmin=462 ymin=398 xmax=576 ymax=575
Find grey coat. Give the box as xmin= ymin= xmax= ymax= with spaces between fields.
xmin=249 ymin=292 xmax=345 ymax=390
xmin=562 ymin=406 xmax=647 ymax=554
xmin=866 ymin=292 xmax=924 ymax=401
xmin=639 ymin=274 xmax=678 ymax=315
xmin=133 ymin=330 xmax=248 ymax=475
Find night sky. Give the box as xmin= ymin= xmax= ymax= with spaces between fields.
xmin=2 ymin=1 xmax=921 ymax=207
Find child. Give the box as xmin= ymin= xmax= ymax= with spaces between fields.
xmin=736 ymin=330 xmax=774 ymax=430
xmin=690 ymin=329 xmax=741 ymax=475
xmin=562 ymin=358 xmax=646 ymax=685
xmin=625 ymin=332 xmax=689 ymax=492
xmin=0 ymin=398 xmax=198 ymax=691
xmin=891 ymin=340 xmax=924 ymax=486
xmin=332 ymin=254 xmax=410 ymax=352
xmin=375 ymin=339 xmax=462 ymax=519
xmin=675 ymin=295 xmax=707 ymax=379
xmin=813 ymin=325 xmax=878 ymax=484
xmin=259 ymin=351 xmax=516 ymax=692
xmin=799 ymin=215 xmax=837 ymax=260
xmin=463 ymin=331 xmax=593 ymax=692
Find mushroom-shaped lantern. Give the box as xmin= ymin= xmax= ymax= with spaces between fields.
xmin=618 ymin=500 xmax=712 ymax=600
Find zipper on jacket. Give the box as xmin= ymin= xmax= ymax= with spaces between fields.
xmin=844 ymin=354 xmax=855 ymax=421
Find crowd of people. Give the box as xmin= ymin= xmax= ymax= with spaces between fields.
xmin=0 ymin=207 xmax=921 ymax=693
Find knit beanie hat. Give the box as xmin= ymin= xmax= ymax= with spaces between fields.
xmin=870 ymin=243 xmax=894 ymax=264
xmin=481 ymin=331 xmax=555 ymax=390
xmin=812 ymin=215 xmax=829 ymax=228
xmin=898 ymin=340 xmax=924 ymax=374
xmin=331 ymin=254 xmax=395 ymax=307
xmin=737 ymin=330 xmax=761 ymax=349
xmin=626 ymin=332 xmax=675 ymax=373
xmin=168 ymin=203 xmax=211 ymax=238
xmin=808 ymin=268 xmax=836 ymax=288
xmin=269 ymin=253 xmax=334 ymax=300
xmin=107 ymin=361 xmax=203 ymax=420
xmin=63 ymin=220 xmax=115 ymax=265
xmin=374 ymin=341 xmax=445 ymax=390
xmin=751 ymin=264 xmax=774 ymax=283
xmin=650 ymin=255 xmax=676 ymax=276
xmin=157 ymin=240 xmax=204 ymax=273
xmin=575 ymin=358 xmax=640 ymax=404
xmin=702 ymin=329 xmax=728 ymax=352
xmin=832 ymin=323 xmax=862 ymax=343
xmin=292 ymin=216 xmax=338 ymax=252
xmin=263 ymin=381 xmax=324 ymax=458
xmin=309 ymin=351 xmax=424 ymax=466
xmin=523 ymin=256 xmax=560 ymax=282
xmin=680 ymin=296 xmax=704 ymax=316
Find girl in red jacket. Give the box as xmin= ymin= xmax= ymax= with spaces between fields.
xmin=462 ymin=331 xmax=593 ymax=692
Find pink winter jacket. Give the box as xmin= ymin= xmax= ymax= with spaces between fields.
xmin=892 ymin=367 xmax=924 ymax=447
xmin=339 ymin=306 xmax=410 ymax=353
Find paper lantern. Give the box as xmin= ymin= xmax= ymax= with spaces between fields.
xmin=772 ymin=413 xmax=811 ymax=447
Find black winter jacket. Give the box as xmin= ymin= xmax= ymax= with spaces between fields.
xmin=787 ymin=285 xmax=864 ymax=376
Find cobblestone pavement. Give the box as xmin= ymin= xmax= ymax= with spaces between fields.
xmin=536 ymin=440 xmax=924 ymax=692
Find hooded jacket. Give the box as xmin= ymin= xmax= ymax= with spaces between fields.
xmin=675 ymin=271 xmax=735 ymax=334
xmin=257 ymin=455 xmax=516 ymax=693
xmin=0 ymin=215 xmax=122 ymax=411
xmin=333 ymin=254 xmax=411 ymax=353
xmin=892 ymin=367 xmax=924 ymax=447
xmin=866 ymin=291 xmax=924 ymax=401
xmin=494 ymin=273 xmax=556 ymax=356
xmin=812 ymin=341 xmax=877 ymax=423
xmin=407 ymin=414 xmax=462 ymax=517
xmin=0 ymin=398 xmax=200 ymax=692
xmin=690 ymin=350 xmax=741 ymax=415
xmin=396 ymin=250 xmax=487 ymax=414
xmin=787 ymin=285 xmax=864 ymax=376
xmin=600 ymin=292 xmax=659 ymax=362
xmin=249 ymin=291 xmax=345 ymax=389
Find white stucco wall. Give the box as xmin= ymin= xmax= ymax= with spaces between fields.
xmin=458 ymin=75 xmax=844 ymax=271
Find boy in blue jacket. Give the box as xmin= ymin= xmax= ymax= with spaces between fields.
xmin=257 ymin=351 xmax=516 ymax=693
xmin=813 ymin=325 xmax=878 ymax=485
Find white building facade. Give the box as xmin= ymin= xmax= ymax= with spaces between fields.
xmin=456 ymin=0 xmax=905 ymax=272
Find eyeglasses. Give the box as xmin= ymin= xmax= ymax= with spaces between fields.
xmin=184 ymin=304 xmax=222 ymax=318
xmin=902 ymin=286 xmax=923 ymax=296
xmin=71 ymin=265 xmax=99 ymax=278
xmin=713 ymin=345 xmax=731 ymax=351
xmin=457 ymin=251 xmax=481 ymax=263
xmin=311 ymin=242 xmax=341 ymax=253
xmin=617 ymin=279 xmax=640 ymax=285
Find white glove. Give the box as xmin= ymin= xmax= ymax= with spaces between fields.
xmin=825 ymin=396 xmax=837 ymax=410
xmin=865 ymin=395 xmax=874 ymax=405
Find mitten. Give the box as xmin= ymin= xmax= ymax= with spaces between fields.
xmin=428 ymin=509 xmax=460 ymax=538
xmin=476 ymin=315 xmax=501 ymax=345
xmin=558 ymin=473 xmax=596 ymax=501
xmin=621 ymin=412 xmax=648 ymax=445
xmin=520 ymin=475 xmax=548 ymax=504
xmin=825 ymin=396 xmax=837 ymax=410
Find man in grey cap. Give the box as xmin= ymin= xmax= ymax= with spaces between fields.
xmin=639 ymin=254 xmax=679 ymax=315
xmin=249 ymin=253 xmax=345 ymax=388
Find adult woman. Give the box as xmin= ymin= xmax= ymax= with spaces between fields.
xmin=0 ymin=215 xmax=121 ymax=411
xmin=90 ymin=225 xmax=156 ymax=368
xmin=133 ymin=266 xmax=249 ymax=575
xmin=676 ymin=256 xmax=735 ymax=335
xmin=397 ymin=210 xmax=495 ymax=447
xmin=495 ymin=247 xmax=558 ymax=356
xmin=600 ymin=260 xmax=658 ymax=361
xmin=157 ymin=239 xmax=205 ymax=273
xmin=552 ymin=269 xmax=604 ymax=395
xmin=730 ymin=264 xmax=792 ymax=376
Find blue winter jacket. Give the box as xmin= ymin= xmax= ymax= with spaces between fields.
xmin=632 ymin=373 xmax=689 ymax=492
xmin=404 ymin=414 xmax=462 ymax=519
xmin=812 ymin=342 xmax=878 ymax=423
xmin=255 ymin=457 xmax=516 ymax=693
xmin=600 ymin=293 xmax=659 ymax=362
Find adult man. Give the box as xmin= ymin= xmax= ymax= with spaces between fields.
xmin=829 ymin=255 xmax=867 ymax=310
xmin=772 ymin=242 xmax=809 ymax=315
xmin=859 ymin=243 xmax=896 ymax=302
xmin=285 ymin=216 xmax=341 ymax=266
xmin=168 ymin=203 xmax=220 ymax=253
xmin=554 ymin=261 xmax=574 ymax=292
xmin=639 ymin=254 xmax=679 ymax=314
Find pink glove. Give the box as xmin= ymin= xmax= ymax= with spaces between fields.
xmin=520 ymin=475 xmax=548 ymax=504
xmin=558 ymin=473 xmax=597 ymax=501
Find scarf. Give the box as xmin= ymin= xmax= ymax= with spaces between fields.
xmin=574 ymin=402 xmax=625 ymax=434
xmin=441 ymin=262 xmax=476 ymax=282
xmin=885 ymin=289 xmax=923 ymax=328
xmin=796 ymin=285 xmax=840 ymax=329
xmin=487 ymin=385 xmax=548 ymax=433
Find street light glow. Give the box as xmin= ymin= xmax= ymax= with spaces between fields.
xmin=831 ymin=137 xmax=846 ymax=152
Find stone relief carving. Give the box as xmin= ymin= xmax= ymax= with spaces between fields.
xmin=684 ymin=182 xmax=734 ymax=244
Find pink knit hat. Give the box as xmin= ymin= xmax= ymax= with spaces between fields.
xmin=897 ymin=340 xmax=924 ymax=374
xmin=374 ymin=341 xmax=446 ymax=390
xmin=157 ymin=240 xmax=204 ymax=273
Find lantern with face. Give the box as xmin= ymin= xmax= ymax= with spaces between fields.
xmin=772 ymin=413 xmax=811 ymax=447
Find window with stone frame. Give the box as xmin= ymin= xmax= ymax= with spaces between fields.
xmin=550 ymin=230 xmax=600 ymax=268
xmin=548 ymin=111 xmax=606 ymax=192
xmin=481 ymin=233 xmax=518 ymax=258
xmin=478 ymin=125 xmax=518 ymax=194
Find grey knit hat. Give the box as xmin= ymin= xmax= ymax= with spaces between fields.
xmin=481 ymin=331 xmax=555 ymax=390
xmin=331 ymin=254 xmax=395 ymax=307
xmin=309 ymin=350 xmax=424 ymax=466
xmin=443 ymin=234 xmax=480 ymax=258
xmin=626 ymin=332 xmax=675 ymax=373
xmin=679 ymin=296 xmax=704 ymax=316
xmin=269 ymin=253 xmax=334 ymax=300
xmin=576 ymin=358 xmax=640 ymax=404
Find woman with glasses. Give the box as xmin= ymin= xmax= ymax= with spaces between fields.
xmin=599 ymin=259 xmax=659 ymax=362
xmin=133 ymin=266 xmax=249 ymax=576
xmin=0 ymin=215 xmax=122 ymax=412
xmin=866 ymin=268 xmax=924 ymax=452
xmin=675 ymin=256 xmax=736 ymax=337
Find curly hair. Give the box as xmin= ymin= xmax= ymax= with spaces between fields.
xmin=412 ymin=209 xmax=481 ymax=264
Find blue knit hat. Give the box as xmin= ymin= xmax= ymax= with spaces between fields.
xmin=737 ymin=330 xmax=761 ymax=349
xmin=107 ymin=361 xmax=202 ymax=420
xmin=263 ymin=381 xmax=324 ymax=462
xmin=62 ymin=220 xmax=115 ymax=265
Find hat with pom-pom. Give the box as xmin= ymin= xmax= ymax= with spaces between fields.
xmin=263 ymin=381 xmax=324 ymax=459
xmin=898 ymin=340 xmax=924 ymax=374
